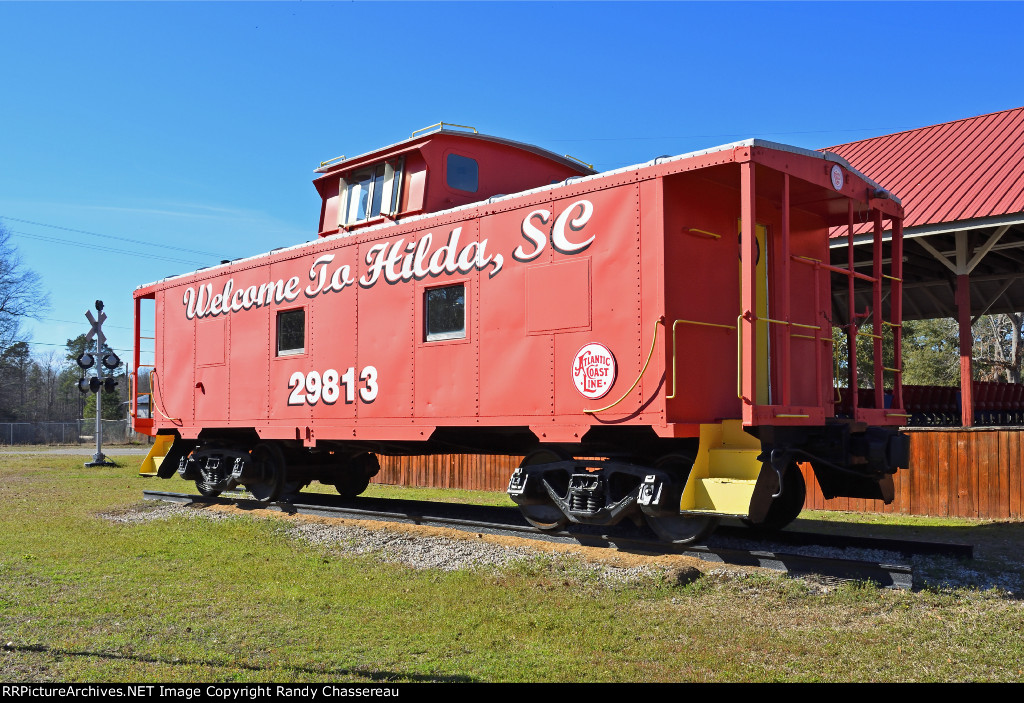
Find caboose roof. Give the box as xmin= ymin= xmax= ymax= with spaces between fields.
xmin=312 ymin=125 xmax=597 ymax=178
xmin=137 ymin=137 xmax=895 ymax=290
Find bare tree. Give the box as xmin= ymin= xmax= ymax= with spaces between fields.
xmin=0 ymin=222 xmax=49 ymax=349
xmin=973 ymin=313 xmax=1024 ymax=383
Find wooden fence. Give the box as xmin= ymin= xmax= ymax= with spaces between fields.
xmin=374 ymin=428 xmax=1024 ymax=520
xmin=375 ymin=454 xmax=519 ymax=493
xmin=800 ymin=428 xmax=1023 ymax=519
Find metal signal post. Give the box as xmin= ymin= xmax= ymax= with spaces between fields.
xmin=80 ymin=300 xmax=118 ymax=467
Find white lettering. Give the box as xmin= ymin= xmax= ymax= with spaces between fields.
xmin=242 ymin=285 xmax=258 ymax=309
xmin=290 ymin=368 xmax=377 ymax=406
xmin=412 ymin=233 xmax=432 ymax=278
xmin=360 ymin=243 xmax=390 ymax=287
xmin=514 ymin=209 xmax=550 ymax=261
xmin=306 ymin=254 xmax=334 ymax=296
xmin=194 ymin=284 xmax=212 ymax=318
xmin=181 ymin=202 xmax=588 ymax=321
xmin=330 ymin=264 xmax=354 ymax=292
xmin=551 ymin=199 xmax=595 ymax=254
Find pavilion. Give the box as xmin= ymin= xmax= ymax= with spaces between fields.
xmin=805 ymin=106 xmax=1024 ymax=518
xmin=826 ymin=106 xmax=1024 ymax=427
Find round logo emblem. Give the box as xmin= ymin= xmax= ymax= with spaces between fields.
xmin=572 ymin=343 xmax=617 ymax=399
xmin=830 ymin=164 xmax=844 ymax=191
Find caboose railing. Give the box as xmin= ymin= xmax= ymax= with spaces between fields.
xmin=666 ymin=318 xmax=735 ymax=401
xmin=129 ymin=362 xmax=154 ymax=432
xmin=738 ymin=161 xmax=905 ymax=426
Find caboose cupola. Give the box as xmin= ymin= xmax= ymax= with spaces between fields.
xmin=312 ymin=123 xmax=594 ymax=237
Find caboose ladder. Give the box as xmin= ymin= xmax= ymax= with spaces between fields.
xmin=679 ymin=420 xmax=762 ymax=517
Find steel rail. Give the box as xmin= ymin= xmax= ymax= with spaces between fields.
xmin=142 ymin=490 xmax=972 ymax=589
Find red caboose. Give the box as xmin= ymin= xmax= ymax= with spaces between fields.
xmin=133 ymin=124 xmax=908 ymax=543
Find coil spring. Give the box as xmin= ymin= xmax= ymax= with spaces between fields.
xmin=569 ymin=493 xmax=602 ymax=513
xmin=200 ymin=457 xmax=225 ymax=485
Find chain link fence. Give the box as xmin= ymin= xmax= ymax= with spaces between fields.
xmin=0 ymin=419 xmax=147 ymax=446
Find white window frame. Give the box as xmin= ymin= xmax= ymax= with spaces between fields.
xmin=338 ymin=157 xmax=404 ymax=228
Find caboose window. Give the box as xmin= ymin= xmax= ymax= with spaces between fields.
xmin=277 ymin=309 xmax=305 ymax=356
xmin=446 ymin=154 xmax=478 ymax=192
xmin=340 ymin=160 xmax=403 ymax=226
xmin=425 ymin=284 xmax=465 ymax=341
xmin=344 ymin=171 xmax=373 ymax=222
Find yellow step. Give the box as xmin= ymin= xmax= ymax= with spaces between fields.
xmin=708 ymin=448 xmax=762 ymax=480
xmin=694 ymin=477 xmax=758 ymax=515
xmin=139 ymin=435 xmax=174 ymax=477
xmin=720 ymin=419 xmax=762 ymax=449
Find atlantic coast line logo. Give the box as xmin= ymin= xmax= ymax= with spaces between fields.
xmin=180 ymin=199 xmax=597 ymax=320
xmin=572 ymin=343 xmax=617 ymax=400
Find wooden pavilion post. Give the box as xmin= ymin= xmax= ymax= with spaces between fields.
xmin=957 ymin=273 xmax=974 ymax=427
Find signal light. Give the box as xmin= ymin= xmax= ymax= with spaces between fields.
xmin=101 ymin=352 xmax=120 ymax=370
xmin=78 ymin=377 xmax=101 ymax=394
xmin=103 ymin=377 xmax=118 ymax=393
xmin=76 ymin=353 xmax=95 ymax=369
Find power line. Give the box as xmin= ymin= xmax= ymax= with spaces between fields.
xmin=6 ymin=339 xmax=134 ymax=353
xmin=0 ymin=215 xmax=229 ymax=259
xmin=38 ymin=315 xmax=134 ymax=331
xmin=8 ymin=229 xmax=207 ymax=267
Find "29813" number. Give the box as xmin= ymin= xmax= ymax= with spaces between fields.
xmin=287 ymin=367 xmax=378 ymax=406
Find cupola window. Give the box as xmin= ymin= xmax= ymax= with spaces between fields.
xmin=446 ymin=154 xmax=478 ymax=193
xmin=339 ymin=159 xmax=403 ymax=226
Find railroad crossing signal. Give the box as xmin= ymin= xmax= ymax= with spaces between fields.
xmin=85 ymin=309 xmax=107 ymax=350
xmin=78 ymin=302 xmax=120 ymax=395
xmin=82 ymin=300 xmax=116 ymax=468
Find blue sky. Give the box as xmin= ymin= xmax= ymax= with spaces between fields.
xmin=1 ymin=1 xmax=1022 ymax=366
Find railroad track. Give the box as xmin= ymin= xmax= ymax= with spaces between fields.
xmin=142 ymin=490 xmax=973 ymax=590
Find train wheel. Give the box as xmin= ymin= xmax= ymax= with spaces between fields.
xmin=517 ymin=449 xmax=570 ymax=531
xmin=744 ymin=464 xmax=806 ymax=533
xmin=280 ymin=479 xmax=307 ymax=500
xmin=335 ymin=474 xmax=371 ymax=499
xmin=247 ymin=443 xmax=285 ymax=502
xmin=644 ymin=454 xmax=719 ymax=545
xmin=645 ymin=513 xmax=719 ymax=544
xmin=520 ymin=504 xmax=569 ymax=531
xmin=334 ymin=452 xmax=379 ymax=499
xmin=195 ymin=481 xmax=222 ymax=498
xmin=194 ymin=452 xmax=223 ymax=497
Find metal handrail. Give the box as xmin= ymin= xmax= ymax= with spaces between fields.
xmin=792 ymin=254 xmax=877 ymax=283
xmin=666 ymin=318 xmax=736 ymax=401
xmin=411 ymin=122 xmax=478 ymax=138
xmin=563 ymin=153 xmax=594 ymax=170
xmin=737 ymin=314 xmax=746 ymax=401
xmin=149 ymin=368 xmax=182 ymax=424
xmin=760 ymin=317 xmax=820 ymax=331
xmin=685 ymin=228 xmax=721 ymax=240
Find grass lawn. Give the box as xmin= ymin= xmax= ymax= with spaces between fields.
xmin=1 ymin=451 xmax=1022 ymax=683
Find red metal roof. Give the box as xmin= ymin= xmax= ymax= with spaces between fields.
xmin=824 ymin=106 xmax=1024 ymax=232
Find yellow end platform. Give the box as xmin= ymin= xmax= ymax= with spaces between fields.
xmin=680 ymin=420 xmax=763 ymax=517
xmin=138 ymin=435 xmax=174 ymax=477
